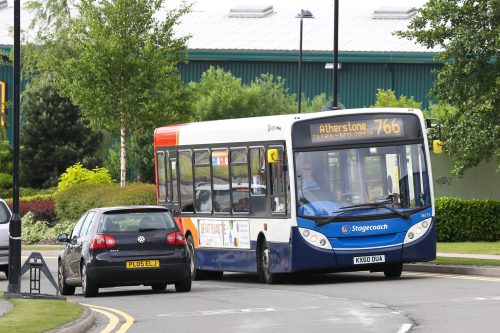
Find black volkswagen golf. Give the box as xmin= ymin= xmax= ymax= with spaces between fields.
xmin=57 ymin=206 xmax=191 ymax=297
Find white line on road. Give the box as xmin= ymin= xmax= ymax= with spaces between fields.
xmin=158 ymin=306 xmax=320 ymax=317
xmin=396 ymin=323 xmax=413 ymax=333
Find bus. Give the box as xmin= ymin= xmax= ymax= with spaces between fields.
xmin=153 ymin=108 xmax=435 ymax=284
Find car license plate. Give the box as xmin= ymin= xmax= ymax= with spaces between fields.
xmin=353 ymin=255 xmax=385 ymax=265
xmin=126 ymin=260 xmax=160 ymax=269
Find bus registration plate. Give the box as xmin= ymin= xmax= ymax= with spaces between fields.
xmin=353 ymin=255 xmax=385 ymax=265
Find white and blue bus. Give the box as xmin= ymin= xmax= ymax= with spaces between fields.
xmin=154 ymin=108 xmax=435 ymax=284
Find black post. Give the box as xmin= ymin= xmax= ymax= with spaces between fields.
xmin=332 ymin=0 xmax=339 ymax=109
xmin=298 ymin=10 xmax=303 ymax=113
xmin=8 ymin=0 xmax=22 ymax=295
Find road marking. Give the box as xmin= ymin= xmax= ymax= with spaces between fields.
xmin=158 ymin=306 xmax=319 ymax=317
xmin=89 ymin=307 xmax=119 ymax=333
xmin=81 ymin=303 xmax=134 ymax=333
xmin=404 ymin=272 xmax=500 ymax=283
xmin=396 ymin=323 xmax=413 ymax=333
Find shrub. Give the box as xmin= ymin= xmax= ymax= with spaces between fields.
xmin=57 ymin=163 xmax=112 ymax=192
xmin=6 ymin=195 xmax=56 ymax=224
xmin=371 ymin=89 xmax=422 ymax=109
xmin=22 ymin=212 xmax=74 ymax=244
xmin=0 ymin=172 xmax=12 ymax=189
xmin=436 ymin=197 xmax=500 ymax=242
xmin=55 ymin=183 xmax=156 ymax=221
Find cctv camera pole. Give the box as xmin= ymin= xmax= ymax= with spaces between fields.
xmin=332 ymin=0 xmax=339 ymax=109
xmin=8 ymin=0 xmax=22 ymax=295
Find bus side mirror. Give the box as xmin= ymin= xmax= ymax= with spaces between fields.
xmin=267 ymin=149 xmax=279 ymax=164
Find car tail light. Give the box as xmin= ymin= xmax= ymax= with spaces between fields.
xmin=167 ymin=231 xmax=186 ymax=245
xmin=90 ymin=234 xmax=116 ymax=249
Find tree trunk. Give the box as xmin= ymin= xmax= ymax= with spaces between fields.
xmin=120 ymin=119 xmax=127 ymax=187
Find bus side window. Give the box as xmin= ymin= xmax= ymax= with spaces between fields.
xmin=156 ymin=151 xmax=167 ymax=203
xmin=250 ymin=147 xmax=267 ymax=196
xmin=269 ymin=146 xmax=286 ymax=214
xmin=170 ymin=157 xmax=178 ymax=203
xmin=179 ymin=150 xmax=194 ymax=212
xmin=212 ymin=148 xmax=230 ymax=213
xmin=231 ymin=147 xmax=250 ymax=213
xmin=194 ymin=149 xmax=212 ymax=213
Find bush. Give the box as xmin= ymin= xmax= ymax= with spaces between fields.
xmin=436 ymin=197 xmax=500 ymax=242
xmin=0 ymin=172 xmax=12 ymax=189
xmin=0 ymin=187 xmax=56 ymax=200
xmin=57 ymin=163 xmax=112 ymax=192
xmin=55 ymin=183 xmax=156 ymax=221
xmin=6 ymin=195 xmax=56 ymax=224
xmin=22 ymin=212 xmax=74 ymax=244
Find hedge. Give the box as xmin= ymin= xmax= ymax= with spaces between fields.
xmin=6 ymin=194 xmax=56 ymax=224
xmin=55 ymin=182 xmax=156 ymax=221
xmin=436 ymin=197 xmax=500 ymax=242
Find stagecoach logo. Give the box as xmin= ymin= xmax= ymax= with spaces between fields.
xmin=137 ymin=236 xmax=145 ymax=244
xmin=341 ymin=225 xmax=351 ymax=234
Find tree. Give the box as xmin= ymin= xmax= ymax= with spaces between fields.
xmin=189 ymin=67 xmax=324 ymax=121
xmin=371 ymin=89 xmax=422 ymax=109
xmin=20 ymin=75 xmax=103 ymax=188
xmin=43 ymin=0 xmax=191 ymax=186
xmin=397 ymin=0 xmax=499 ymax=176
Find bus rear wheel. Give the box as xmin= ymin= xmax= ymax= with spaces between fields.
xmin=383 ymin=263 xmax=403 ymax=279
xmin=258 ymin=240 xmax=280 ymax=284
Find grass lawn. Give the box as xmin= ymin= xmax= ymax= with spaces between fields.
xmin=22 ymin=245 xmax=64 ymax=251
xmin=437 ymin=242 xmax=500 ymax=255
xmin=432 ymin=257 xmax=500 ymax=267
xmin=0 ymin=292 xmax=82 ymax=333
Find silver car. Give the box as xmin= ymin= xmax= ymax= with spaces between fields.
xmin=0 ymin=199 xmax=11 ymax=278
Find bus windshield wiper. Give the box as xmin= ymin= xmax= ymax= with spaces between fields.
xmin=339 ymin=201 xmax=410 ymax=220
xmin=314 ymin=201 xmax=410 ymax=227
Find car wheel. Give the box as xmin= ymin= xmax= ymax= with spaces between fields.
xmin=383 ymin=263 xmax=403 ymax=279
xmin=174 ymin=276 xmax=192 ymax=292
xmin=81 ymin=263 xmax=99 ymax=297
xmin=58 ymin=261 xmax=75 ymax=296
xmin=151 ymin=283 xmax=167 ymax=291
xmin=258 ymin=239 xmax=280 ymax=284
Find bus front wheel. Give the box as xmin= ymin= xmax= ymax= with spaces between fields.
xmin=383 ymin=263 xmax=403 ymax=279
xmin=258 ymin=240 xmax=280 ymax=284
xmin=187 ymin=234 xmax=223 ymax=280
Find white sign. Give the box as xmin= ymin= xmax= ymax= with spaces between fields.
xmin=198 ymin=219 xmax=250 ymax=249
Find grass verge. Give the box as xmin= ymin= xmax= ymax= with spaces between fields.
xmin=0 ymin=292 xmax=82 ymax=333
xmin=437 ymin=242 xmax=500 ymax=255
xmin=22 ymin=245 xmax=64 ymax=251
xmin=432 ymin=257 xmax=500 ymax=267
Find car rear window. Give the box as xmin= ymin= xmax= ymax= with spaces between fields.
xmin=101 ymin=211 xmax=176 ymax=232
xmin=0 ymin=202 xmax=11 ymax=224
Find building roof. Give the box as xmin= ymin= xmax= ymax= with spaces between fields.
xmin=0 ymin=0 xmax=438 ymax=54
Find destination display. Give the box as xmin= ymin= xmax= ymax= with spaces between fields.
xmin=310 ymin=117 xmax=404 ymax=143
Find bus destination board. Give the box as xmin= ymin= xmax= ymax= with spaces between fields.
xmin=310 ymin=117 xmax=404 ymax=143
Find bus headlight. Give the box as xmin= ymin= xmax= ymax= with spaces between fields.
xmin=298 ymin=228 xmax=332 ymax=250
xmin=404 ymin=218 xmax=432 ymax=244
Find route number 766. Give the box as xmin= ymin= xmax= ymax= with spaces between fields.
xmin=374 ymin=118 xmax=401 ymax=135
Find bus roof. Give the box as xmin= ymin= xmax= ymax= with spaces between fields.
xmin=154 ymin=108 xmax=423 ymax=147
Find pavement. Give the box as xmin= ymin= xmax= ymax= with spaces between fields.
xmin=0 ymin=250 xmax=499 ymax=333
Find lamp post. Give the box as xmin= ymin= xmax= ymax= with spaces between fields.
xmin=7 ymin=0 xmax=22 ymax=295
xmin=332 ymin=0 xmax=339 ymax=109
xmin=296 ymin=9 xmax=314 ymax=113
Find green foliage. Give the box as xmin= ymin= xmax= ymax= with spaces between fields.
xmin=189 ymin=67 xmax=299 ymax=121
xmin=0 ymin=128 xmax=13 ymax=190
xmin=371 ymin=89 xmax=422 ymax=109
xmin=0 ymin=187 xmax=56 ymax=200
xmin=20 ymin=75 xmax=103 ymax=188
xmin=57 ymin=163 xmax=112 ymax=192
xmin=436 ymin=197 xmax=500 ymax=242
xmin=55 ymin=182 xmax=156 ymax=221
xmin=397 ymin=0 xmax=500 ymax=176
xmin=52 ymin=0 xmax=192 ymax=185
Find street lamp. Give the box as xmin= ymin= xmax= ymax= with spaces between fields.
xmin=295 ymin=9 xmax=314 ymax=113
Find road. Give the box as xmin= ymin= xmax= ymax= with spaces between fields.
xmin=1 ymin=252 xmax=500 ymax=333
